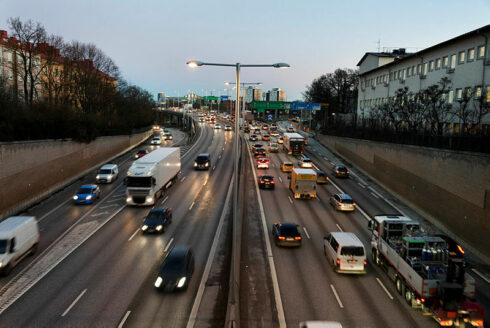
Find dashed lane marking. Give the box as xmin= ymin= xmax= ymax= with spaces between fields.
xmin=330 ymin=284 xmax=344 ymax=308
xmin=303 ymin=227 xmax=310 ymax=239
xmin=370 ymin=192 xmax=380 ymax=199
xmin=164 ymin=238 xmax=174 ymax=253
xmin=189 ymin=202 xmax=195 ymax=211
xmin=118 ymin=311 xmax=131 ymax=328
xmin=376 ymin=277 xmax=394 ymax=300
xmin=336 ymin=224 xmax=343 ymax=232
xmin=288 ymin=196 xmax=293 ymax=204
xmin=61 ymin=289 xmax=87 ymax=317
xmin=128 ymin=228 xmax=139 ymax=242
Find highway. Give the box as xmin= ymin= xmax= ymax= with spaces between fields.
xmin=0 ymin=119 xmax=235 ymax=328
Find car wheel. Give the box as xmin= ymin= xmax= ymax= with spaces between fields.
xmin=396 ymin=277 xmax=404 ymax=295
xmin=404 ymin=287 xmax=413 ymax=306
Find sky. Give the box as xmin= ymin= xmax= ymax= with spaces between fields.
xmin=2 ymin=0 xmax=489 ymax=101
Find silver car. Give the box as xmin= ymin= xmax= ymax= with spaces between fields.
xmin=330 ymin=193 xmax=356 ymax=212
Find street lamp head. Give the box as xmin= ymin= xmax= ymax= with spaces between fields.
xmin=272 ymin=62 xmax=290 ymax=68
xmin=187 ymin=61 xmax=203 ymax=68
xmin=225 ymin=82 xmax=232 ymax=85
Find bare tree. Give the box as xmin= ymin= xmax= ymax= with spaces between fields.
xmin=421 ymin=77 xmax=452 ymax=135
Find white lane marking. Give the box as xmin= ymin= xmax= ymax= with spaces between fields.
xmin=370 ymin=192 xmax=380 ymax=199
xmin=330 ymin=284 xmax=344 ymax=308
xmin=128 ymin=228 xmax=139 ymax=242
xmin=323 ymin=157 xmax=328 ymax=161
xmin=376 ymin=277 xmax=394 ymax=300
xmin=219 ymin=155 xmax=222 ymax=159
xmin=472 ymin=268 xmax=490 ymax=284
xmin=247 ymin=146 xmax=286 ymax=328
xmin=90 ymin=211 xmax=109 ymax=217
xmin=106 ymin=197 xmax=125 ymax=203
xmin=99 ymin=204 xmax=119 ymax=209
xmin=189 ymin=202 xmax=195 ymax=211
xmin=316 ymin=196 xmax=321 ymax=202
xmin=186 ymin=179 xmax=233 ymax=328
xmin=288 ymin=196 xmax=293 ymax=204
xmin=164 ymin=238 xmax=174 ymax=253
xmin=38 ymin=198 xmax=72 ymax=222
xmin=213 ymin=166 xmax=216 ymax=170
xmin=181 ymin=176 xmax=186 ymax=182
xmin=278 ymin=176 xmax=283 ymax=183
xmin=203 ymin=178 xmax=208 ymax=186
xmin=313 ymin=164 xmax=319 ymax=170
xmin=357 ymin=182 xmax=366 ymax=188
xmin=162 ymin=196 xmax=168 ymax=204
xmin=303 ymin=227 xmax=310 ymax=239
xmin=336 ymin=224 xmax=343 ymax=232
xmin=329 ymin=161 xmax=335 ymax=165
xmin=61 ymin=289 xmax=87 ymax=317
xmin=118 ymin=311 xmax=131 ymax=328
xmin=222 ymin=147 xmax=225 ymax=150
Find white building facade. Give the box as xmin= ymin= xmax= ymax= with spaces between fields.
xmin=357 ymin=25 xmax=490 ymax=131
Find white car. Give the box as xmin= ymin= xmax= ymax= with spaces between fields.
xmin=224 ymin=125 xmax=232 ymax=131
xmin=150 ymin=137 xmax=162 ymax=145
xmin=299 ymin=158 xmax=313 ymax=168
xmin=214 ymin=123 xmax=222 ymax=129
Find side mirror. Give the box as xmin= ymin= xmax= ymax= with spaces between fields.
xmin=368 ymin=220 xmax=372 ymax=230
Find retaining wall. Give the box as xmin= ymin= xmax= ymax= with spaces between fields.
xmin=318 ymin=135 xmax=490 ymax=262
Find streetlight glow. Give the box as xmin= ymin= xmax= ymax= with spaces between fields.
xmin=186 ymin=61 xmax=203 ymax=68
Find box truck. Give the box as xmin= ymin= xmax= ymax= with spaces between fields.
xmin=283 ymin=132 xmax=305 ymax=155
xmin=290 ymin=168 xmax=317 ymax=199
xmin=126 ymin=148 xmax=181 ymax=206
xmin=0 ymin=216 xmax=40 ymax=275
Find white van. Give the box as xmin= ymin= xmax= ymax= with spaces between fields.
xmin=96 ymin=164 xmax=119 ymax=183
xmin=0 ymin=216 xmax=40 ymax=275
xmin=323 ymin=232 xmax=366 ymax=274
xmin=299 ymin=321 xmax=343 ymax=328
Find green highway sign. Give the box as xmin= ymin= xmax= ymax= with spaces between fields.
xmin=203 ymin=96 xmax=219 ymax=101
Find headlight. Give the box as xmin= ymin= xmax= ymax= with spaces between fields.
xmin=146 ymin=196 xmax=154 ymax=203
xmin=126 ymin=197 xmax=132 ymax=203
xmin=96 ymin=175 xmax=100 ymax=179
xmin=194 ymin=162 xmax=198 ymax=167
xmin=154 ymin=276 xmax=163 ymax=288
xmin=73 ymin=195 xmax=78 ymax=200
xmin=205 ymin=162 xmax=209 ymax=167
xmin=177 ymin=277 xmax=186 ymax=288
xmin=86 ymin=195 xmax=92 ymax=200
xmin=156 ymin=225 xmax=163 ymax=231
xmin=0 ymin=262 xmax=3 ymax=268
xmin=142 ymin=225 xmax=148 ymax=231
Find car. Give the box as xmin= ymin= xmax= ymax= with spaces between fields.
xmin=135 ymin=149 xmax=149 ymax=159
xmin=277 ymin=137 xmax=284 ymax=144
xmin=96 ymin=164 xmax=119 ymax=183
xmin=256 ymin=157 xmax=269 ymax=169
xmin=253 ymin=128 xmax=261 ymax=135
xmin=286 ymin=126 xmax=295 ymax=133
xmin=73 ymin=184 xmax=100 ymax=204
xmin=253 ymin=148 xmax=267 ymax=158
xmin=224 ymin=125 xmax=232 ymax=131
xmin=154 ymin=246 xmax=194 ymax=291
xmin=272 ymin=222 xmax=302 ymax=247
xmin=244 ymin=126 xmax=250 ymax=133
xmin=262 ymin=134 xmax=271 ymax=141
xmin=249 ymin=134 xmax=259 ymax=141
xmin=194 ymin=153 xmax=211 ymax=170
xmin=299 ymin=157 xmax=313 ymax=168
xmin=142 ymin=208 xmax=172 ymax=233
xmin=270 ymin=130 xmax=279 ymax=137
xmin=163 ymin=132 xmax=173 ymax=140
xmin=330 ymin=193 xmax=356 ymax=211
xmin=269 ymin=142 xmax=279 ymax=153
xmin=316 ymin=170 xmax=328 ymax=184
xmin=151 ymin=137 xmax=162 ymax=145
xmin=271 ymin=123 xmax=278 ymax=128
xmin=252 ymin=143 xmax=264 ymax=151
xmin=214 ymin=123 xmax=222 ymax=129
xmin=262 ymin=124 xmax=269 ymax=130
xmin=198 ymin=117 xmax=205 ymax=123
xmin=332 ymin=165 xmax=350 ymax=178
xmin=280 ymin=161 xmax=294 ymax=172
xmin=258 ymin=175 xmax=275 ymax=189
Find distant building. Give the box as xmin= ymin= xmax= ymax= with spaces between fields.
xmin=357 ymin=24 xmax=490 ymax=131
xmin=245 ymin=86 xmax=262 ymax=103
xmin=269 ymin=88 xmax=286 ymax=102
xmin=157 ymin=92 xmax=166 ymax=104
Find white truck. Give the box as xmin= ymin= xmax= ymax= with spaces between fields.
xmin=283 ymin=132 xmax=305 ymax=155
xmin=290 ymin=168 xmax=317 ymax=199
xmin=369 ymin=215 xmax=484 ymax=327
xmin=126 ymin=148 xmax=181 ymax=206
xmin=0 ymin=216 xmax=39 ymax=275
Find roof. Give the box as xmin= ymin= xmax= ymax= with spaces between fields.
xmin=100 ymin=164 xmax=117 ymax=169
xmin=359 ymin=24 xmax=490 ymax=76
xmin=330 ymin=232 xmax=364 ymax=246
xmin=0 ymin=216 xmax=35 ymax=231
xmin=356 ymin=52 xmax=412 ymax=66
xmin=293 ymin=168 xmax=316 ymax=175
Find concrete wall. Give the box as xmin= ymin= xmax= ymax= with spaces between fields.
xmin=0 ymin=131 xmax=152 ymax=218
xmin=318 ymin=135 xmax=490 ymax=261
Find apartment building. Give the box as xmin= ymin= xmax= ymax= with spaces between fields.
xmin=269 ymin=88 xmax=286 ymax=102
xmin=357 ymin=24 xmax=490 ymax=131
xmin=245 ymin=86 xmax=262 ymax=103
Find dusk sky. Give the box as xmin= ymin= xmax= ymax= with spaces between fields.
xmin=2 ymin=0 xmax=489 ymax=101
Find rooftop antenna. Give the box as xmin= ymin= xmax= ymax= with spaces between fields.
xmin=377 ymin=39 xmax=381 ymax=52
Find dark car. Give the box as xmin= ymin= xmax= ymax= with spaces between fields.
xmin=194 ymin=153 xmax=211 ymax=170
xmin=332 ymin=165 xmax=350 ymax=178
xmin=262 ymin=134 xmax=271 ymax=141
xmin=142 ymin=208 xmax=172 ymax=233
xmin=258 ymin=175 xmax=275 ymax=189
xmin=244 ymin=127 xmax=250 ymax=133
xmin=154 ymin=246 xmax=195 ymax=291
xmin=252 ymin=143 xmax=264 ymax=151
xmin=316 ymin=170 xmax=328 ymax=184
xmin=249 ymin=134 xmax=259 ymax=141
xmin=254 ymin=148 xmax=267 ymax=158
xmin=272 ymin=222 xmax=302 ymax=247
xmin=135 ymin=149 xmax=149 ymax=159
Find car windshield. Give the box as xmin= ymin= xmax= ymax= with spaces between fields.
xmin=340 ymin=246 xmax=364 ymax=256
xmin=262 ymin=176 xmax=273 ymax=181
xmin=0 ymin=240 xmax=7 ymax=254
xmin=99 ymin=169 xmax=112 ymax=174
xmin=303 ymin=159 xmax=311 ymax=163
xmin=137 ymin=150 xmax=147 ymax=154
xmin=341 ymin=198 xmax=353 ymax=204
xmin=284 ymin=163 xmax=292 ymax=167
xmin=145 ymin=215 xmax=164 ymax=225
xmin=77 ymin=187 xmax=92 ymax=194
xmin=126 ymin=176 xmax=152 ymax=187
xmin=337 ymin=167 xmax=347 ymax=172
xmin=279 ymin=225 xmax=299 ymax=237
xmin=152 ymin=138 xmax=159 ymax=141
xmin=196 ymin=156 xmax=209 ymax=162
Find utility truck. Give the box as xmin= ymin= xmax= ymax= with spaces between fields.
xmin=126 ymin=148 xmax=181 ymax=206
xmin=368 ymin=215 xmax=484 ymax=327
xmin=289 ymin=168 xmax=317 ymax=199
xmin=283 ymin=132 xmax=305 ymax=155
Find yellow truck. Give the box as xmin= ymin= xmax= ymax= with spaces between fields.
xmin=290 ymin=168 xmax=317 ymax=199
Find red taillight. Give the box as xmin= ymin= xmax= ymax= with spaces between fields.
xmin=271 ymin=181 xmax=275 ymax=184
xmin=295 ymin=236 xmax=301 ymax=240
xmin=336 ymin=259 xmax=341 ymax=266
xmin=338 ymin=202 xmax=342 ymax=206
xmin=353 ymin=202 xmax=356 ymax=206
xmin=363 ymin=260 xmax=367 ymax=265
xmin=457 ymin=245 xmax=465 ymax=254
xmin=260 ymin=181 xmax=264 ymax=184
xmin=278 ymin=236 xmax=285 ymax=240
xmin=347 ymin=171 xmax=350 ymax=174
xmin=336 ymin=170 xmax=339 ymax=173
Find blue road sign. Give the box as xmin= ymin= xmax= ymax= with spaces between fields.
xmin=268 ymin=114 xmax=273 ymax=121
xmin=220 ymin=95 xmax=229 ymax=101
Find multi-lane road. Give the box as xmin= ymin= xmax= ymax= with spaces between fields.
xmin=0 ymin=114 xmax=488 ymax=328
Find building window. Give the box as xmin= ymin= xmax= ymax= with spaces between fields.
xmin=448 ymin=90 xmax=454 ymax=104
xmin=442 ymin=56 xmax=448 ymax=68
xmin=389 ymin=72 xmax=393 ymax=81
xmin=475 ymin=86 xmax=482 ymax=98
xmin=8 ymin=69 xmax=13 ymax=80
xmin=436 ymin=58 xmax=441 ymax=69
xmin=7 ymin=52 xmax=12 ymax=62
xmin=450 ymin=54 xmax=456 ymax=69
xmin=477 ymin=45 xmax=486 ymax=59
xmin=423 ymin=62 xmax=428 ymax=75
xmin=456 ymin=88 xmax=462 ymax=100
xmin=458 ymin=51 xmax=465 ymax=64
xmin=465 ymin=87 xmax=472 ymax=98
xmin=486 ymin=86 xmax=490 ymax=102
xmin=402 ymin=69 xmax=406 ymax=79
xmin=468 ymin=48 xmax=475 ymax=62
xmin=417 ymin=64 xmax=421 ymax=74
xmin=429 ymin=60 xmax=434 ymax=71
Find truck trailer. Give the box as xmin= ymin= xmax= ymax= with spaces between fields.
xmin=369 ymin=215 xmax=484 ymax=327
xmin=290 ymin=168 xmax=317 ymax=199
xmin=283 ymin=132 xmax=305 ymax=155
xmin=126 ymin=148 xmax=181 ymax=206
